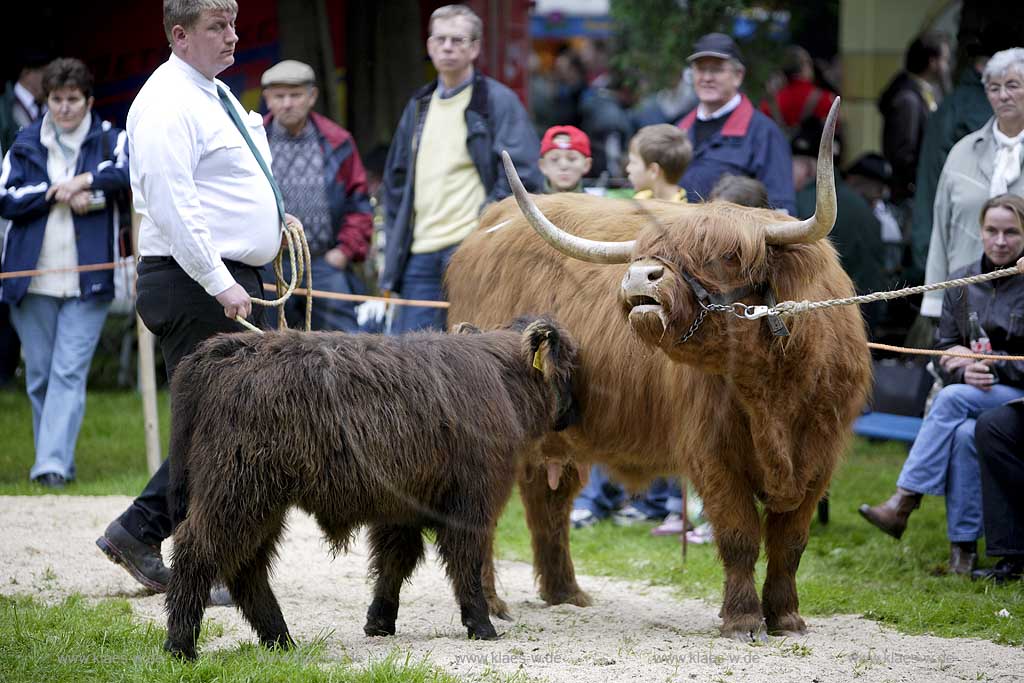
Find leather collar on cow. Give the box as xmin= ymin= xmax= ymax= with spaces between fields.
xmin=651 ymin=260 xmax=790 ymax=342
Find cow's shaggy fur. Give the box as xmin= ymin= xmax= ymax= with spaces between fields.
xmin=447 ymin=194 xmax=872 ymax=640
xmin=163 ymin=319 xmax=578 ymax=660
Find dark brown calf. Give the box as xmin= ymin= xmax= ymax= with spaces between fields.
xmin=163 ymin=318 xmax=578 ymax=659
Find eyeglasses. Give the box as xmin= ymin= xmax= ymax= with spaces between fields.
xmin=428 ymin=34 xmax=475 ymax=48
xmin=986 ymin=80 xmax=1023 ymax=96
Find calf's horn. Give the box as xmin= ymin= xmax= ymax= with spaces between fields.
xmin=502 ymin=151 xmax=634 ymax=264
xmin=762 ymin=96 xmax=840 ymax=245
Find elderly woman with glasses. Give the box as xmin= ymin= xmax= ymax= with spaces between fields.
xmin=0 ymin=58 xmax=130 ymax=488
xmin=920 ymin=47 xmax=1024 ymax=320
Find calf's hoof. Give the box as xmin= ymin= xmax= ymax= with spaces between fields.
xmin=364 ymin=597 xmax=398 ymax=636
xmin=720 ymin=615 xmax=768 ymax=643
xmin=467 ymin=620 xmax=499 ymax=640
xmin=766 ymin=611 xmax=807 ymax=636
xmin=364 ymin=617 xmax=397 ymax=637
xmin=264 ymin=633 xmax=295 ymax=650
xmin=163 ymin=638 xmax=197 ymax=661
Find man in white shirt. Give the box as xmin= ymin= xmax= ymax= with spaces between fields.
xmin=95 ymin=0 xmax=287 ymax=602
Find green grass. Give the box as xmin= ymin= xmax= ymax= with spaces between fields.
xmin=0 ymin=389 xmax=166 ymax=495
xmin=0 ymin=594 xmax=462 ymax=683
xmin=1 ymin=388 xmax=1023 ymax=677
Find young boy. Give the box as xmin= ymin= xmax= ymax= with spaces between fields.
xmin=538 ymin=125 xmax=592 ymax=193
xmin=570 ymin=123 xmax=694 ymax=532
xmin=625 ymin=123 xmax=692 ymax=202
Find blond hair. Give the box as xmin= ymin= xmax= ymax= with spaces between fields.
xmin=163 ymin=0 xmax=238 ymax=43
xmin=429 ymin=4 xmax=483 ymax=41
xmin=630 ymin=124 xmax=693 ymax=184
xmin=980 ymin=193 xmax=1024 ymax=228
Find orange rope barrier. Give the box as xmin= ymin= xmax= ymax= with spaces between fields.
xmin=0 ymin=261 xmax=126 ymax=280
xmin=259 ymin=283 xmax=450 ymax=309
xmin=868 ymin=342 xmax=1024 ymax=363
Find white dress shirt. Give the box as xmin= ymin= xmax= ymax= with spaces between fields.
xmin=696 ymin=93 xmax=741 ymax=121
xmin=128 ymin=53 xmax=280 ymax=297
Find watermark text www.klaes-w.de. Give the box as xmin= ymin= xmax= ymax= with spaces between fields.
xmin=454 ymin=652 xmax=565 ymax=665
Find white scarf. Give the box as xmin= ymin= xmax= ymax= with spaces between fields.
xmin=990 ymin=123 xmax=1024 ymax=197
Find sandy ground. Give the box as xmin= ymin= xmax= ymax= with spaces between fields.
xmin=2 ymin=495 xmax=1022 ymax=683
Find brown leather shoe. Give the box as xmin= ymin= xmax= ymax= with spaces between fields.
xmin=858 ymin=489 xmax=922 ymax=539
xmin=948 ymin=543 xmax=978 ymax=576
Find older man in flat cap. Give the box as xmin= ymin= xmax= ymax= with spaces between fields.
xmin=261 ymin=59 xmax=372 ymax=331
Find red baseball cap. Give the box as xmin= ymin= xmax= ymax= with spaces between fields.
xmin=540 ymin=125 xmax=591 ymax=158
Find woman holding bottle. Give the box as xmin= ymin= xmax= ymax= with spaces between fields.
xmin=859 ymin=194 xmax=1024 ymax=575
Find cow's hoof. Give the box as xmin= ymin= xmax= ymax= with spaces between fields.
xmin=364 ymin=618 xmax=396 ymax=637
xmin=720 ymin=616 xmax=767 ymax=643
xmin=767 ymin=612 xmax=807 ymax=636
xmin=488 ymin=595 xmax=513 ymax=621
xmin=467 ymin=621 xmax=499 ymax=640
xmin=542 ymin=585 xmax=592 ymax=607
xmin=163 ymin=638 xmax=197 ymax=661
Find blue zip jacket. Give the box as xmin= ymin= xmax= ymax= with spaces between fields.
xmin=379 ymin=72 xmax=542 ymax=293
xmin=676 ymin=95 xmax=796 ymax=214
xmin=0 ymin=112 xmax=129 ymax=305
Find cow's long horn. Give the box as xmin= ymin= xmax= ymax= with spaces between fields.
xmin=763 ymin=97 xmax=840 ymax=245
xmin=502 ymin=151 xmax=634 ymax=264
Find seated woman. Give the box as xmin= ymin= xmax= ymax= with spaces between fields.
xmin=0 ymin=58 xmax=129 ymax=488
xmin=859 ymin=194 xmax=1024 ymax=574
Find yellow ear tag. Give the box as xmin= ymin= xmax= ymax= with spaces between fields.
xmin=532 ymin=348 xmax=544 ymax=372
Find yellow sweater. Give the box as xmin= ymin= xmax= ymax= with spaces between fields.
xmin=412 ymin=87 xmax=486 ymax=254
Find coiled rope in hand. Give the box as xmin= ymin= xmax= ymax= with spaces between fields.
xmin=234 ymin=215 xmax=313 ymax=334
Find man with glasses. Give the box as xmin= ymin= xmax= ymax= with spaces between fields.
xmin=379 ymin=3 xmax=541 ymax=333
xmin=675 ymin=33 xmax=796 ymax=214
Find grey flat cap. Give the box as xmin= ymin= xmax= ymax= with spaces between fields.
xmin=261 ymin=60 xmax=316 ymax=87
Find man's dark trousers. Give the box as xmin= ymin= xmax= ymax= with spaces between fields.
xmin=117 ymin=257 xmax=266 ymax=545
xmin=976 ymin=403 xmax=1024 ymax=558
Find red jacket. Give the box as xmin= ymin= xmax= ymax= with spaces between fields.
xmin=263 ymin=111 xmax=373 ymax=261
xmin=759 ymin=79 xmax=835 ymax=129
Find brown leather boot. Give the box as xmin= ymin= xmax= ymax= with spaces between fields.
xmin=948 ymin=542 xmax=978 ymax=576
xmin=858 ymin=488 xmax=922 ymax=539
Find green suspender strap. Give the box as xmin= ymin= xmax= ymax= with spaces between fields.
xmin=215 ymin=84 xmax=313 ymax=332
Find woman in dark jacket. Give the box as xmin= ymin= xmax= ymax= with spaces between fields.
xmin=0 ymin=58 xmax=129 ymax=488
xmin=859 ymin=194 xmax=1024 ymax=575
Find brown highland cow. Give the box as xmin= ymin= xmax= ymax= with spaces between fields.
xmin=162 ymin=318 xmax=578 ymax=660
xmin=447 ymin=99 xmax=872 ymax=640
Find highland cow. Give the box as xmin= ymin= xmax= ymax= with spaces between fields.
xmin=162 ymin=319 xmax=578 ymax=660
xmin=447 ymin=99 xmax=873 ymax=640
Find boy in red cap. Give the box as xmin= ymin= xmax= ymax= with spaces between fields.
xmin=538 ymin=125 xmax=592 ymax=193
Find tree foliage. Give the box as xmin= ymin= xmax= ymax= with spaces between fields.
xmin=609 ymin=0 xmax=749 ymax=95
xmin=609 ymin=0 xmax=795 ymax=104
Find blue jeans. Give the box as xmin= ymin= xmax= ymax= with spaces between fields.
xmin=9 ymin=294 xmax=111 ymax=481
xmin=389 ymin=245 xmax=458 ymax=334
xmin=263 ymin=254 xmax=366 ymax=332
xmin=574 ymin=465 xmax=683 ymax=519
xmin=897 ymin=382 xmax=1024 ymax=542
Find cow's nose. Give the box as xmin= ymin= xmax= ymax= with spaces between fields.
xmin=622 ymin=264 xmax=664 ymax=290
